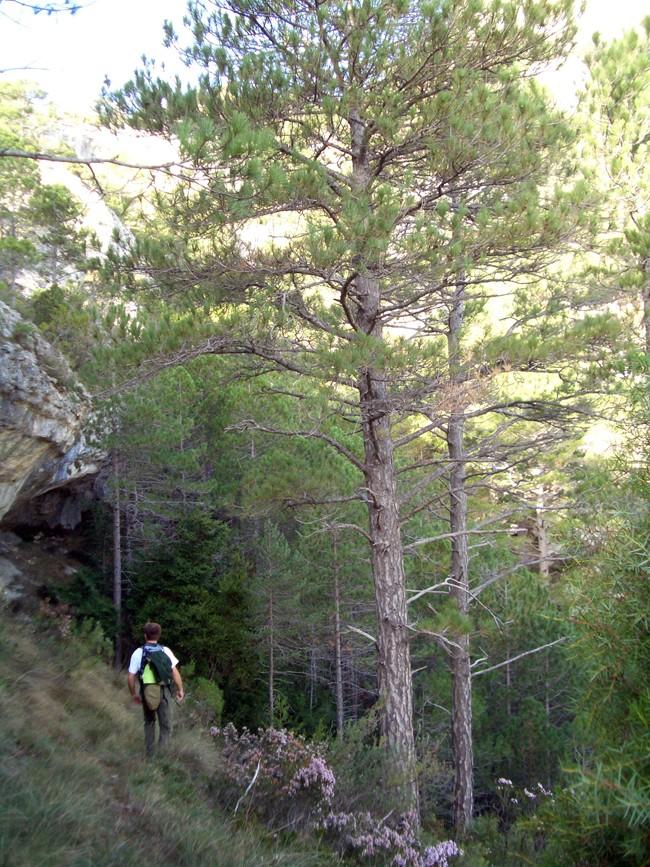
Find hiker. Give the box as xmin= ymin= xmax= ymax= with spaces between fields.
xmin=127 ymin=621 xmax=185 ymax=758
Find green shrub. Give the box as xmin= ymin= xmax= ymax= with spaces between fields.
xmin=191 ymin=675 xmax=225 ymax=724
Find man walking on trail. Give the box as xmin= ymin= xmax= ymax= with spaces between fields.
xmin=127 ymin=622 xmax=185 ymax=758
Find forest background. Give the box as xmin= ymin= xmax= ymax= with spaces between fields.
xmin=0 ymin=0 xmax=648 ymax=864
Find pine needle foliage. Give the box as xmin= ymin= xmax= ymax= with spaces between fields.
xmin=100 ymin=0 xmax=588 ymax=813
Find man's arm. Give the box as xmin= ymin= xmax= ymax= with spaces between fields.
xmin=127 ymin=672 xmax=142 ymax=704
xmin=172 ymin=666 xmax=184 ymax=702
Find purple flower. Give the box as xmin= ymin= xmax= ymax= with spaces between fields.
xmin=422 ymin=840 xmax=464 ymax=867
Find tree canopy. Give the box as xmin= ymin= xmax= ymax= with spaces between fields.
xmin=1 ymin=2 xmax=649 ymax=862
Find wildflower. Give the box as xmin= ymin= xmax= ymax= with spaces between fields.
xmin=497 ymin=777 xmax=513 ymax=786
xmin=287 ymin=755 xmax=336 ymax=802
xmin=422 ymin=839 xmax=463 ymax=867
xmin=524 ymin=787 xmax=536 ymax=799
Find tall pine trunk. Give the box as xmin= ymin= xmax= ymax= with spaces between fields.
xmin=268 ymin=587 xmax=275 ymax=726
xmin=447 ymin=413 xmax=473 ymax=834
xmin=447 ymin=275 xmax=473 ymax=834
xmin=350 ymin=110 xmax=418 ymax=814
xmin=535 ymin=485 xmax=550 ymax=578
xmin=359 ymin=368 xmax=418 ymax=812
xmin=112 ymin=447 xmax=122 ymax=670
xmin=332 ymin=535 xmax=345 ymax=739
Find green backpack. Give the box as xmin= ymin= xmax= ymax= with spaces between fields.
xmin=139 ymin=645 xmax=173 ymax=711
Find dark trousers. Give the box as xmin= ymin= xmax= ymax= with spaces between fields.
xmin=142 ymin=685 xmax=173 ymax=758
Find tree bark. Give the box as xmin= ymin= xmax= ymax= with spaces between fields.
xmin=333 ymin=535 xmax=345 ymax=739
xmin=309 ymin=640 xmax=317 ymax=712
xmin=447 ymin=413 xmax=473 ymax=834
xmin=351 ymin=645 xmax=359 ymax=721
xmin=112 ymin=447 xmax=122 ymax=671
xmin=359 ymin=368 xmax=418 ymax=813
xmin=446 ymin=272 xmax=473 ymax=835
xmin=535 ymin=485 xmax=550 ymax=579
xmin=268 ymin=587 xmax=275 ymax=726
xmin=545 ymin=651 xmax=551 ymax=788
xmin=350 ymin=109 xmax=418 ymax=815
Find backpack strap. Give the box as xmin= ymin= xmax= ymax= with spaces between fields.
xmin=138 ymin=645 xmax=146 ymax=678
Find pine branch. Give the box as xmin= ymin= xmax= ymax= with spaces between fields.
xmin=227 ymin=418 xmax=366 ymax=472
xmin=282 ymin=492 xmax=365 ymax=508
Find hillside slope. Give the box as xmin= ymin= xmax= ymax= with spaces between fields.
xmin=0 ymin=613 xmax=337 ymax=867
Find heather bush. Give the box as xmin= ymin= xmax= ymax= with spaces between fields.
xmin=319 ymin=809 xmax=462 ymax=866
xmin=210 ymin=723 xmax=335 ymax=830
xmin=210 ymin=723 xmax=462 ymax=867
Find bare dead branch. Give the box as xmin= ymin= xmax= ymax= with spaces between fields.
xmin=0 ymin=147 xmax=182 ymax=173
xmin=472 ymin=555 xmax=569 ymax=595
xmin=234 ymin=759 xmax=261 ymax=813
xmin=471 ymin=637 xmax=568 ymax=678
xmin=283 ymin=492 xmax=365 ymax=508
xmin=346 ymin=625 xmax=377 ymax=645
xmin=407 ymin=624 xmax=463 ymax=653
xmin=403 ymin=527 xmax=524 ymax=552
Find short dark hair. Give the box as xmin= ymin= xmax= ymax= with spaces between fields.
xmin=143 ymin=622 xmax=162 ymax=641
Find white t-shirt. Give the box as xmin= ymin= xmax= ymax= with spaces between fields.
xmin=128 ymin=644 xmax=179 ymax=675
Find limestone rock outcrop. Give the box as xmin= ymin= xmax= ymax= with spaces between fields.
xmin=0 ymin=301 xmax=100 ymax=526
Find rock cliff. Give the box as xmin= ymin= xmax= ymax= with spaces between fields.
xmin=0 ymin=301 xmax=100 ymax=527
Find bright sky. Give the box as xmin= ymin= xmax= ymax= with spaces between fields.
xmin=0 ymin=0 xmax=187 ymax=114
xmin=0 ymin=0 xmax=646 ymax=114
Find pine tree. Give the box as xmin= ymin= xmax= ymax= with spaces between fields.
xmin=102 ymin=0 xmax=584 ymax=818
xmin=579 ymin=18 xmax=650 ymax=352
